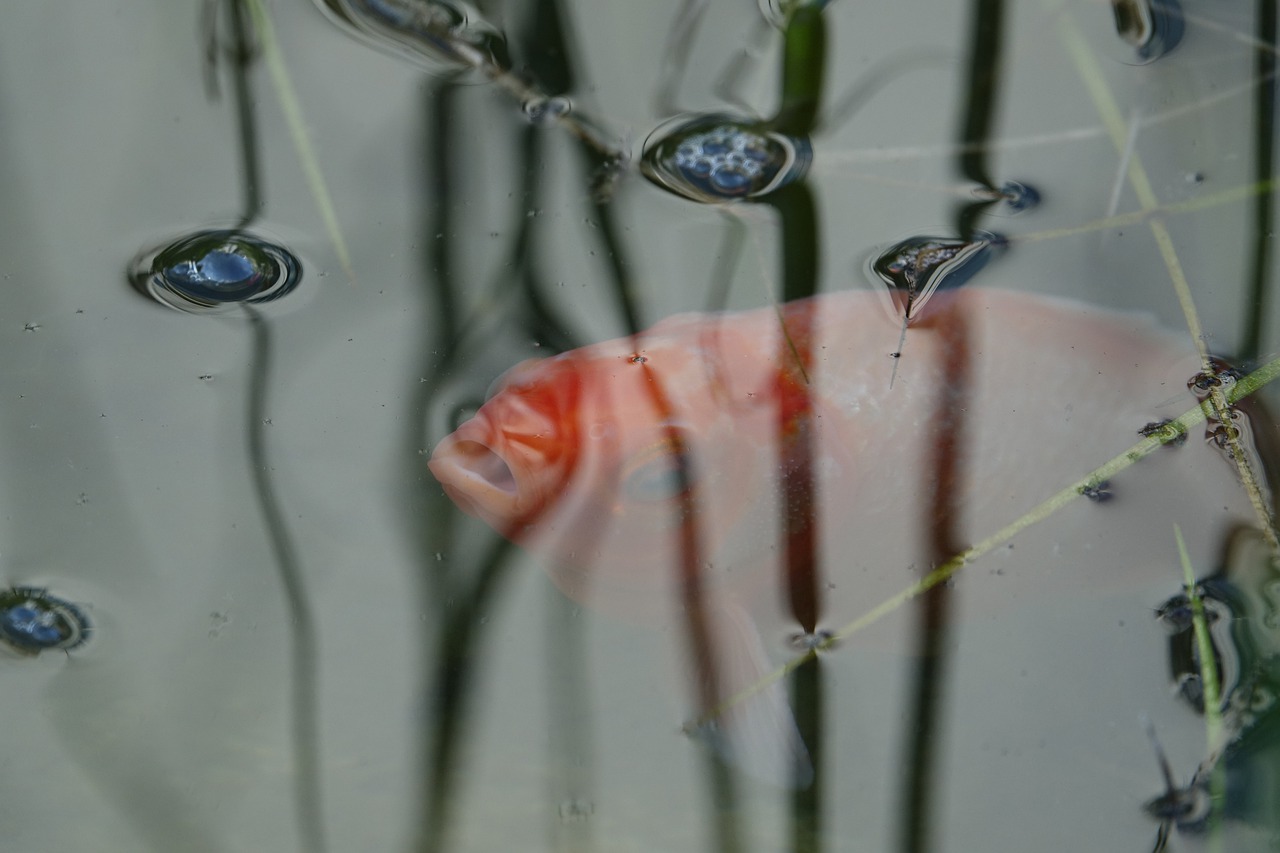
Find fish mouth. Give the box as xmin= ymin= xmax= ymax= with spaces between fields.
xmin=428 ymin=421 xmax=523 ymax=527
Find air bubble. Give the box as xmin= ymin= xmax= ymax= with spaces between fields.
xmin=867 ymin=232 xmax=1002 ymax=320
xmin=1110 ymin=0 xmax=1184 ymax=63
xmin=314 ymin=0 xmax=509 ymax=77
xmin=0 ymin=587 xmax=91 ymax=655
xmin=523 ymin=96 xmax=571 ymax=123
xmin=131 ymin=229 xmax=302 ymax=314
xmin=973 ymin=180 xmax=1041 ymax=215
xmin=640 ymin=114 xmax=812 ymax=203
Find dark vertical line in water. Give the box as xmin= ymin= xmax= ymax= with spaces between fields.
xmin=790 ymin=656 xmax=824 ymax=853
xmin=954 ymin=0 xmax=1005 ymax=238
xmin=774 ymin=2 xmax=826 ymax=138
xmin=956 ymin=0 xmax=1003 ymax=189
xmin=768 ymin=181 xmax=825 ymax=837
xmin=581 ymin=177 xmax=643 ymax=335
xmin=634 ymin=365 xmax=741 ymax=853
xmin=410 ymin=76 xmax=522 ymax=853
xmin=545 ymin=583 xmax=595 ymax=853
xmin=227 ymin=0 xmax=264 ymax=228
xmin=243 ymin=308 xmax=327 ymax=853
xmin=704 ymin=217 xmax=746 ymax=312
xmin=418 ymin=537 xmax=517 ymax=853
xmin=513 ymin=123 xmax=583 ymax=354
xmin=896 ymin=298 xmax=969 ymax=853
xmin=523 ymin=0 xmax=576 ymax=95
xmin=408 ymin=77 xmax=463 ymax=853
xmin=769 ymin=183 xmax=821 ymax=633
xmin=1242 ymin=0 xmax=1277 ymax=363
xmin=428 ymin=83 xmax=461 ymax=348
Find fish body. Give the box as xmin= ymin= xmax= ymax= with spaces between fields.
xmin=428 ymin=287 xmax=1259 ymax=783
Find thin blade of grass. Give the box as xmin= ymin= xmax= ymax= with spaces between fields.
xmin=243 ymin=0 xmax=354 ymax=280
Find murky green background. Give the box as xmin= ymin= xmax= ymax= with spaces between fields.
xmin=0 ymin=1 xmax=1277 ymax=851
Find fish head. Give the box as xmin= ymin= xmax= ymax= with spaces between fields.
xmin=429 ymin=312 xmax=802 ymax=608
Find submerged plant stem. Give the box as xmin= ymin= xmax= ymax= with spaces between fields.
xmin=243 ymin=0 xmax=354 ymax=279
xmin=1058 ymin=7 xmax=1280 ymax=556
xmin=689 ymin=351 xmax=1280 ymax=731
xmin=1173 ymin=524 xmax=1226 ymax=849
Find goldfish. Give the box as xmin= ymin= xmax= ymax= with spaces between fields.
xmin=428 ymin=287 xmax=1265 ymax=786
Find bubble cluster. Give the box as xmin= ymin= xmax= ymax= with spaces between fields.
xmin=132 ymin=229 xmax=302 ymax=314
xmin=0 ymin=587 xmax=91 ymax=656
xmin=641 ymin=115 xmax=812 ymax=203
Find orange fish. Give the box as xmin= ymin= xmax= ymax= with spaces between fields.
xmin=428 ymin=287 xmax=1260 ymax=785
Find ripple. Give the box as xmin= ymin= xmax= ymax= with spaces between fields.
xmin=0 ymin=587 xmax=91 ymax=656
xmin=131 ymin=229 xmax=302 ymax=315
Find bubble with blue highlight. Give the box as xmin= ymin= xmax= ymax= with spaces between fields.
xmin=870 ymin=233 xmax=1002 ymax=302
xmin=1111 ymin=0 xmax=1184 ymax=63
xmin=132 ymin=229 xmax=302 ymax=314
xmin=0 ymin=587 xmax=91 ymax=656
xmin=641 ymin=115 xmax=812 ymax=203
xmin=315 ymin=0 xmax=509 ymax=77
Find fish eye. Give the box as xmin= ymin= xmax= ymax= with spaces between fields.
xmin=621 ymin=433 xmax=694 ymax=503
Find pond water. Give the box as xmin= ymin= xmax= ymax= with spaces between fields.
xmin=2 ymin=1 xmax=1279 ymax=851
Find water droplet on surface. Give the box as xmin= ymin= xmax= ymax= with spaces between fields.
xmin=788 ymin=629 xmax=835 ymax=651
xmin=1110 ymin=0 xmax=1184 ymax=63
xmin=558 ymin=798 xmax=593 ymax=823
xmin=1185 ymin=357 xmax=1265 ymax=465
xmin=973 ymin=180 xmax=1041 ymax=214
xmin=640 ymin=114 xmax=812 ymax=203
xmin=0 ymin=587 xmax=91 ymax=655
xmin=867 ymin=232 xmax=1002 ymax=320
xmin=1139 ymin=419 xmax=1187 ymax=447
xmin=1079 ymin=480 xmax=1114 ymax=502
xmin=314 ymin=0 xmax=509 ymax=77
xmin=522 ymin=96 xmax=571 ymax=123
xmin=131 ymin=229 xmax=302 ymax=314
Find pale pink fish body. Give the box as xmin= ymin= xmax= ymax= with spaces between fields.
xmin=428 ymin=287 xmax=1258 ymax=783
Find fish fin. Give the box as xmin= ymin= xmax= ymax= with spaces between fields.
xmin=684 ymin=601 xmax=814 ymax=789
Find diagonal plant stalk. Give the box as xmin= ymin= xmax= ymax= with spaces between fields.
xmin=1056 ymin=8 xmax=1280 ymax=556
xmin=242 ymin=0 xmax=354 ymax=279
xmin=1173 ymin=523 xmax=1225 ymax=851
xmin=686 ymin=350 xmax=1280 ymax=731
